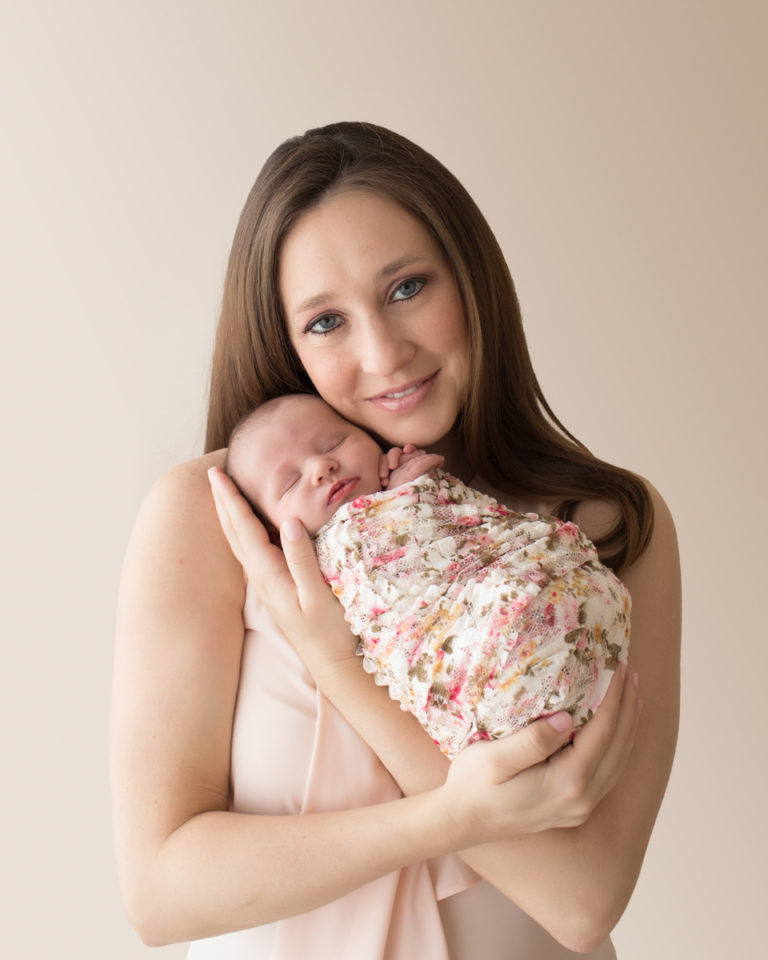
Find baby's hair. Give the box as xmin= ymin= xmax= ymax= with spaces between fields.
xmin=225 ymin=395 xmax=316 ymax=530
xmin=225 ymin=392 xmax=344 ymax=534
xmin=226 ymin=394 xmax=312 ymax=466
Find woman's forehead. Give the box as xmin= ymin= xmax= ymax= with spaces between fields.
xmin=278 ymin=189 xmax=441 ymax=314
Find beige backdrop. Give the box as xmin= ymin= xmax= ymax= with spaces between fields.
xmin=3 ymin=1 xmax=765 ymax=957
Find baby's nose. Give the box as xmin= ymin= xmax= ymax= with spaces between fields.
xmin=311 ymin=456 xmax=338 ymax=484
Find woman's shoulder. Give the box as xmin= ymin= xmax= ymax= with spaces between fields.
xmin=573 ymin=476 xmax=676 ymax=553
xmin=476 ymin=472 xmax=677 ymax=570
xmin=148 ymin=448 xmax=228 ymax=503
xmin=128 ymin=449 xmax=244 ymax=602
xmin=618 ymin=477 xmax=679 ymax=583
xmin=137 ymin=449 xmax=230 ymax=535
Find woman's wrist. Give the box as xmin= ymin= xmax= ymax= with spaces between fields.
xmin=300 ymin=641 xmax=361 ymax=693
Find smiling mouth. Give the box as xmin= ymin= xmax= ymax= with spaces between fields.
xmin=369 ymin=372 xmax=437 ymax=401
xmin=327 ymin=478 xmax=358 ymax=505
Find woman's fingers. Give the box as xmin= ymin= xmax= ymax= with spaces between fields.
xmin=443 ymin=712 xmax=577 ymax=843
xmin=547 ymin=662 xmax=641 ymax=813
xmin=278 ymin=519 xmax=355 ymax=661
xmin=279 ymin=518 xmax=333 ymax=612
xmin=570 ymin=663 xmax=633 ymax=767
xmin=588 ymin=668 xmax=642 ymax=796
xmin=208 ymin=467 xmax=252 ymax=564
xmin=446 ymin=668 xmax=641 ymax=842
xmin=488 ymin=711 xmax=576 ymax=780
xmin=208 ymin=467 xmax=294 ymax=598
xmin=453 ymin=711 xmax=574 ymax=784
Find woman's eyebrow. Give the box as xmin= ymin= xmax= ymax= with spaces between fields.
xmin=376 ymin=254 xmax=425 ymax=281
xmin=292 ymin=255 xmax=428 ymax=316
xmin=294 ymin=291 xmax=334 ymax=316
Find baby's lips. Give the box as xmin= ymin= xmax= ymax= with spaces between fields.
xmin=327 ymin=477 xmax=358 ymax=505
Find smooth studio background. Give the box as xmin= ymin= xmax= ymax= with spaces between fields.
xmin=3 ymin=2 xmax=765 ymax=957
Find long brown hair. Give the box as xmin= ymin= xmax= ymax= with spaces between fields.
xmin=206 ymin=122 xmax=652 ymax=570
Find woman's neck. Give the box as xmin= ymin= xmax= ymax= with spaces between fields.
xmin=429 ymin=426 xmax=471 ymax=481
xmin=430 ymin=426 xmax=557 ymax=516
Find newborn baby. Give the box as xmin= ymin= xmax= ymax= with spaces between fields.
xmin=227 ymin=394 xmax=631 ymax=758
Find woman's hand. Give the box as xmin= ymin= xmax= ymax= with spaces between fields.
xmin=208 ymin=467 xmax=357 ymax=671
xmin=438 ymin=663 xmax=641 ymax=848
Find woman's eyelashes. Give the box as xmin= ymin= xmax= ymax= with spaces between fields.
xmin=304 ymin=277 xmax=428 ymax=336
xmin=306 ymin=314 xmax=343 ymax=336
xmin=390 ymin=276 xmax=426 ymax=302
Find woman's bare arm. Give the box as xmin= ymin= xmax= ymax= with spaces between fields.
xmin=212 ymin=468 xmax=678 ymax=953
xmin=455 ymin=484 xmax=680 ymax=950
xmin=110 ymin=456 xmax=578 ymax=946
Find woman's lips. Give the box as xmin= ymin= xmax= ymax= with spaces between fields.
xmin=367 ymin=372 xmax=438 ymax=412
xmin=327 ymin=478 xmax=358 ymax=505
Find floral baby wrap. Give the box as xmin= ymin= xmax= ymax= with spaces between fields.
xmin=313 ymin=470 xmax=631 ymax=759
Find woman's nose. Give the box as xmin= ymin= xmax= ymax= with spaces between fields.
xmin=357 ymin=317 xmax=416 ymax=377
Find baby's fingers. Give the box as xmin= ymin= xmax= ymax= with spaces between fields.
xmin=386 ymin=447 xmax=404 ymax=472
xmin=378 ymin=452 xmax=391 ymax=485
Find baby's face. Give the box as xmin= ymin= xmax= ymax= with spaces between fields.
xmin=234 ymin=396 xmax=383 ymax=535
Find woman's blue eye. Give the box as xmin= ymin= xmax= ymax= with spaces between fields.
xmin=307 ymin=314 xmax=342 ymax=335
xmin=391 ymin=278 xmax=426 ymax=302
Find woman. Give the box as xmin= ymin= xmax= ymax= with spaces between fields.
xmin=111 ymin=122 xmax=680 ymax=958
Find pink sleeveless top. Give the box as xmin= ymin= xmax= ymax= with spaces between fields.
xmin=186 ymin=584 xmax=617 ymax=960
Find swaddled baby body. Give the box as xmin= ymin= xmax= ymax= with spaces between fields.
xmin=227 ymin=394 xmax=630 ymax=757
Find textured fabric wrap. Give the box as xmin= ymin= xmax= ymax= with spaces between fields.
xmin=314 ymin=470 xmax=631 ymax=758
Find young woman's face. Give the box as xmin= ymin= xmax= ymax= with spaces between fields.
xmin=279 ymin=189 xmax=469 ymax=451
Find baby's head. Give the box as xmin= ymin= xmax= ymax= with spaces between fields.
xmin=226 ymin=394 xmax=384 ymax=536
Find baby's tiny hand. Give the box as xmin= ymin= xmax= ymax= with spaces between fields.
xmin=379 ymin=450 xmax=396 ymax=488
xmin=387 ymin=448 xmax=444 ymax=488
xmin=380 ymin=445 xmax=414 ymax=487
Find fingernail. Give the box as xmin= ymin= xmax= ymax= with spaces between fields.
xmin=282 ymin=518 xmax=304 ymax=541
xmin=547 ymin=712 xmax=573 ymax=732
xmin=208 ymin=467 xmax=220 ymax=487
xmin=633 ymin=671 xmax=639 ymax=688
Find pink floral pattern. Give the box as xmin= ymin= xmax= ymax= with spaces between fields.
xmin=314 ymin=470 xmax=631 ymax=758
